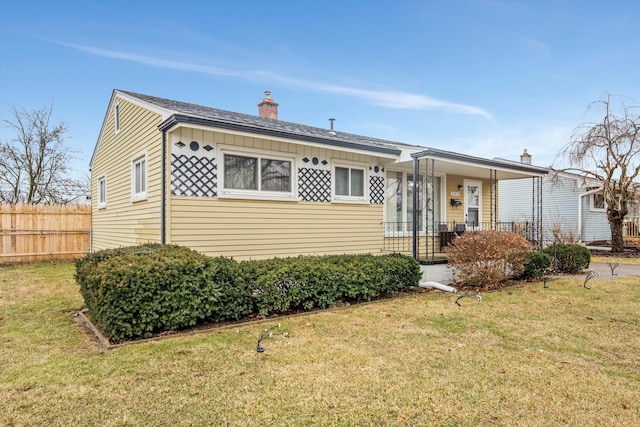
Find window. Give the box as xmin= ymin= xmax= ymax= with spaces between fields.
xmin=220 ymin=148 xmax=294 ymax=200
xmin=131 ymin=152 xmax=147 ymax=202
xmin=591 ymin=193 xmax=605 ymax=211
xmin=385 ymin=171 xmax=442 ymax=233
xmin=114 ymin=104 xmax=120 ymax=132
xmin=97 ymin=175 xmax=107 ymax=208
xmin=333 ymin=163 xmax=366 ymax=202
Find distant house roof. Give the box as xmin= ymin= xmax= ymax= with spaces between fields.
xmin=118 ymin=90 xmax=405 ymax=156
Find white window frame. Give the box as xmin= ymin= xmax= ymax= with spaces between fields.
xmin=383 ymin=170 xmax=445 ymax=236
xmin=131 ymin=151 xmax=147 ymax=202
xmin=218 ymin=145 xmax=297 ymax=201
xmin=97 ymin=174 xmax=107 ymax=209
xmin=332 ymin=161 xmax=368 ymax=204
xmin=114 ymin=103 xmax=121 ymax=133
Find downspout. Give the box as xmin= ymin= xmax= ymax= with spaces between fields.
xmin=161 ymin=130 xmax=167 ymax=244
xmin=412 ymin=157 xmax=419 ymax=260
xmin=538 ymin=176 xmax=543 ymax=248
xmin=578 ymin=185 xmax=603 ymax=243
xmin=489 ymin=169 xmax=494 ymax=229
xmin=430 ymin=158 xmax=435 ymax=261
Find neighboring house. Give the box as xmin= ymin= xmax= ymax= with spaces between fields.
xmin=90 ymin=90 xmax=547 ymax=262
xmin=499 ymin=150 xmax=640 ymax=244
xmin=68 ymin=192 xmax=91 ymax=205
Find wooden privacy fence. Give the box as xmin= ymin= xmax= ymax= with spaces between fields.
xmin=0 ymin=203 xmax=91 ymax=264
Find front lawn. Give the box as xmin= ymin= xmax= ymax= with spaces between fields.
xmin=1 ymin=262 xmax=639 ymax=426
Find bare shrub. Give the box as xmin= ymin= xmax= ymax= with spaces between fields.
xmin=448 ymin=231 xmax=531 ymax=286
xmin=548 ymin=217 xmax=582 ymax=244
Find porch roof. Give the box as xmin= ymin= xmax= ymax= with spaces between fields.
xmin=409 ymin=147 xmax=548 ymax=180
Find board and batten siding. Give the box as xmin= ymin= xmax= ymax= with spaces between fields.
xmin=91 ymin=98 xmax=163 ymax=250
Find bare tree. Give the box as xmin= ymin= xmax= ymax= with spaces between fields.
xmin=0 ymin=104 xmax=87 ymax=204
xmin=555 ymin=95 xmax=640 ymax=252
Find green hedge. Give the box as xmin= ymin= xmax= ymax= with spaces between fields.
xmin=522 ymin=251 xmax=552 ymax=279
xmin=543 ymin=243 xmax=591 ymax=273
xmin=249 ymin=253 xmax=421 ymax=315
xmin=76 ymin=246 xmax=421 ymax=341
xmin=75 ymin=244 xmax=222 ymax=341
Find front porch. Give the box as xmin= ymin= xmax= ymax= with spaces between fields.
xmin=379 ymin=147 xmax=547 ymax=264
xmin=382 ymin=220 xmax=543 ymax=264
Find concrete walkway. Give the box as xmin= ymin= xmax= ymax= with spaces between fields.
xmin=420 ymin=262 xmax=640 ymax=286
xmin=420 ymin=263 xmax=455 ymax=285
xmin=553 ymin=262 xmax=640 ymax=281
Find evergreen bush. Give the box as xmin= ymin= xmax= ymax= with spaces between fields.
xmin=75 ymin=244 xmax=222 ymax=341
xmin=522 ymin=251 xmax=552 ymax=279
xmin=76 ymin=246 xmax=421 ymax=341
xmin=543 ymin=243 xmax=591 ymax=273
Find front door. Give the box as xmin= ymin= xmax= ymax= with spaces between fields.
xmin=464 ymin=180 xmax=482 ymax=229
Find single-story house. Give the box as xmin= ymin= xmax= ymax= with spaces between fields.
xmin=90 ymin=90 xmax=548 ymax=262
xmin=499 ymin=150 xmax=640 ymax=244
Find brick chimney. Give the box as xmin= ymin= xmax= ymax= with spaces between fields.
xmin=258 ymin=90 xmax=278 ymax=120
xmin=520 ymin=149 xmax=532 ymax=165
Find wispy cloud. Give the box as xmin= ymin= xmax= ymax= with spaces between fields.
xmin=313 ymin=84 xmax=492 ymax=118
xmin=521 ymin=36 xmax=550 ymax=55
xmin=53 ymin=40 xmax=492 ymax=118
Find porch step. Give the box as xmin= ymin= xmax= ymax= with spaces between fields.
xmin=419 ymin=258 xmax=449 ymax=265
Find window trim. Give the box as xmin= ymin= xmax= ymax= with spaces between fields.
xmin=218 ymin=145 xmax=297 ymax=201
xmin=130 ymin=151 xmax=147 ymax=202
xmin=331 ymin=161 xmax=368 ymax=204
xmin=97 ymin=174 xmax=107 ymax=209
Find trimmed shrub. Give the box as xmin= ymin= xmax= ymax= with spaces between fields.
xmin=543 ymin=243 xmax=591 ymax=273
xmin=251 ymin=257 xmax=342 ymax=314
xmin=75 ymin=247 xmax=421 ymax=340
xmin=75 ymin=244 xmax=222 ymax=341
xmin=207 ymin=257 xmax=255 ymax=323
xmin=249 ymin=253 xmax=421 ymax=315
xmin=448 ymin=230 xmax=531 ymax=286
xmin=522 ymin=251 xmax=552 ymax=279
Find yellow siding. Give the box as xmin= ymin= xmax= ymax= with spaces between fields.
xmin=170 ymin=198 xmax=383 ymax=260
xmin=445 ymin=175 xmax=464 ymax=223
xmin=444 ymin=175 xmax=494 ymax=224
xmin=91 ymin=98 xmax=163 ymax=250
xmin=166 ymin=127 xmax=386 ymax=259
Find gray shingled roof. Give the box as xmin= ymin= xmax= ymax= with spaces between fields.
xmin=119 ymin=90 xmax=408 ymax=155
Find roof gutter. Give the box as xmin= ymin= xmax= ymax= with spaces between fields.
xmin=411 ymin=148 xmax=548 ymax=176
xmin=158 ymin=114 xmax=402 ymax=156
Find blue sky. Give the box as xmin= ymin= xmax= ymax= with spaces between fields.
xmin=1 ymin=0 xmax=639 ymax=179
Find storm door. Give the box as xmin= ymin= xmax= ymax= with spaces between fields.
xmin=464 ymin=180 xmax=482 ymax=229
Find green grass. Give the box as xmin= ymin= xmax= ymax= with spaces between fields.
xmin=1 ymin=262 xmax=639 ymax=426
xmin=592 ymin=255 xmax=640 ymax=266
